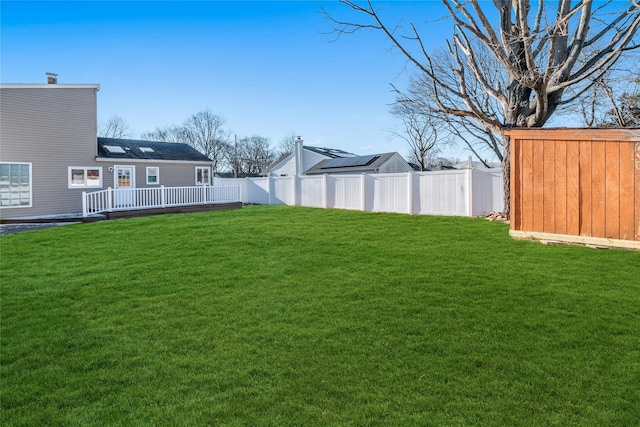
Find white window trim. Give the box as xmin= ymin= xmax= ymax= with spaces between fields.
xmin=0 ymin=162 xmax=32 ymax=208
xmin=195 ymin=166 xmax=211 ymax=186
xmin=146 ymin=167 xmax=160 ymax=185
xmin=68 ymin=166 xmax=103 ymax=189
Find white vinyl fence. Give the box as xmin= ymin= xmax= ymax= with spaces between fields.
xmin=215 ymin=169 xmax=503 ymax=217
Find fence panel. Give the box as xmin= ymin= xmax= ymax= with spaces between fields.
xmin=271 ymin=176 xmax=294 ymax=205
xmin=247 ymin=178 xmax=269 ymax=205
xmin=414 ymin=170 xmax=468 ymax=216
xmin=371 ymin=173 xmax=410 ymax=214
xmin=213 ymin=170 xmax=505 ymax=218
xmin=332 ymin=175 xmax=363 ymax=210
xmin=208 ymin=185 xmax=240 ymax=203
xmin=300 ymin=176 xmax=325 ymax=208
xmin=472 ymin=168 xmax=503 ymax=216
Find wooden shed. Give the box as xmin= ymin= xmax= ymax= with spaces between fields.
xmin=507 ymin=128 xmax=639 ymax=250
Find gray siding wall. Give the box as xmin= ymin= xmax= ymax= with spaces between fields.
xmin=99 ymin=162 xmax=211 ymax=188
xmin=379 ymin=153 xmax=413 ymax=174
xmin=0 ymin=86 xmax=99 ymax=218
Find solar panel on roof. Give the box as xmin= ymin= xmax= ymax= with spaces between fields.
xmin=320 ymin=155 xmax=379 ymax=169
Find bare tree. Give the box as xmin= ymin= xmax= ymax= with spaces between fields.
xmin=141 ymin=126 xmax=183 ymax=142
xmin=609 ymin=87 xmax=640 ymax=126
xmin=180 ymin=110 xmax=231 ymax=172
xmin=391 ymin=100 xmax=440 ymax=171
xmin=99 ymin=115 xmax=132 ymax=138
xmin=275 ymin=131 xmax=298 ymax=158
xmin=238 ymin=136 xmax=275 ymax=175
xmin=141 ymin=110 xmax=231 ymax=172
xmin=444 ymin=118 xmax=503 ymax=168
xmin=574 ymin=63 xmax=640 ymax=127
xmin=327 ymin=0 xmax=640 ymax=215
xmin=399 ymin=41 xmax=506 ymax=167
xmin=224 ymin=135 xmax=275 ymax=177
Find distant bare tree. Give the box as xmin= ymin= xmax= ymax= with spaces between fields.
xmin=576 ymin=65 xmax=640 ymax=127
xmin=141 ymin=110 xmax=231 ymax=172
xmin=275 ymin=131 xmax=298 ymax=158
xmin=141 ymin=126 xmax=183 ymax=142
xmin=99 ymin=115 xmax=132 ymax=138
xmin=224 ymin=135 xmax=275 ymax=176
xmin=442 ymin=117 xmax=503 ymax=168
xmin=391 ymin=101 xmax=440 ymax=171
xmin=609 ymin=87 xmax=640 ymax=126
xmin=180 ymin=110 xmax=231 ymax=172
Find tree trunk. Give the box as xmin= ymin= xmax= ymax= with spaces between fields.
xmin=501 ymin=135 xmax=511 ymax=216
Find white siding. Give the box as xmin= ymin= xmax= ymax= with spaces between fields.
xmin=269 ymin=154 xmax=296 ymax=176
xmin=268 ymin=148 xmax=331 ymax=176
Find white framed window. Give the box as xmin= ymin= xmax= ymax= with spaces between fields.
xmin=68 ymin=167 xmax=102 ymax=189
xmin=0 ymin=162 xmax=32 ymax=208
xmin=195 ymin=167 xmax=210 ymax=186
xmin=146 ymin=167 xmax=160 ymax=185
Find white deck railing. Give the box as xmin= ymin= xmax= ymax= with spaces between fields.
xmin=82 ymin=185 xmax=241 ymax=217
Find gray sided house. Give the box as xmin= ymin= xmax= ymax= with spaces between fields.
xmin=96 ymin=137 xmax=214 ymax=192
xmin=0 ymin=83 xmax=213 ymax=219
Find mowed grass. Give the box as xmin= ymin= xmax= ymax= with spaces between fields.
xmin=1 ymin=205 xmax=639 ymax=426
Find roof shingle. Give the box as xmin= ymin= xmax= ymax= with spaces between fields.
xmin=97 ymin=137 xmax=212 ymax=162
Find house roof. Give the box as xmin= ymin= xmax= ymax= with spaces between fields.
xmin=305 ymin=152 xmax=398 ymax=175
xmin=97 ymin=137 xmax=212 ymax=162
xmin=303 ymin=146 xmax=357 ymax=158
xmin=261 ymin=145 xmax=358 ymax=175
xmin=453 ymin=159 xmax=499 ymax=169
xmin=214 ymin=172 xmax=261 ymax=178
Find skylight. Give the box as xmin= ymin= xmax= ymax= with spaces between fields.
xmin=104 ymin=145 xmax=126 ymax=154
xmin=139 ymin=147 xmax=155 ymax=153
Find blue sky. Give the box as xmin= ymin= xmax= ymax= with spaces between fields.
xmin=1 ymin=1 xmax=457 ymax=157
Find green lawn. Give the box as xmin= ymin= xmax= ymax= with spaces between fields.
xmin=1 ymin=205 xmax=639 ymax=426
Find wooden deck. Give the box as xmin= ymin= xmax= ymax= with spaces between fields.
xmin=104 ymin=201 xmax=242 ymax=219
xmin=1 ymin=202 xmax=242 ymax=224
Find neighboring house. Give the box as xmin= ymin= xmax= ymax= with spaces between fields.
xmin=264 ymin=137 xmax=412 ymax=176
xmin=305 ymin=152 xmax=412 ymax=175
xmin=453 ymin=158 xmax=501 ymax=170
xmin=214 ymin=172 xmax=262 ymax=178
xmin=264 ymin=138 xmax=357 ymax=177
xmin=0 ymin=82 xmax=213 ymax=219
